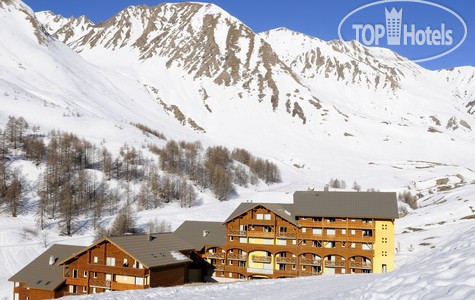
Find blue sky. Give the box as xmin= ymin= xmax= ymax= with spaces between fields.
xmin=23 ymin=0 xmax=474 ymax=70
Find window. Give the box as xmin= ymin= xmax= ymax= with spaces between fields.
xmin=134 ymin=260 xmax=143 ymax=269
xmin=363 ymin=243 xmax=372 ymax=250
xmin=240 ymin=225 xmax=247 ymax=231
xmin=341 ymin=269 xmax=346 ymax=274
xmin=351 ymin=229 xmax=356 ymax=235
xmin=72 ymin=269 xmax=78 ymax=278
xmin=82 ymin=286 xmax=87 ymax=293
xmin=313 ymin=228 xmax=322 ymax=235
xmin=106 ymin=257 xmax=116 ymax=267
xmin=83 ymin=271 xmax=88 ymax=278
xmin=363 ymin=230 xmax=373 ymax=237
xmin=264 ymin=226 xmax=272 ymax=232
xmin=382 ymin=251 xmax=388 ymax=257
xmin=351 ymin=219 xmax=356 ymax=222
xmin=341 ymin=229 xmax=346 ymax=235
xmin=363 ymin=218 xmax=373 ymax=224
xmin=302 ymin=240 xmax=307 ymax=245
xmin=302 ymin=228 xmax=307 ymax=233
xmin=313 ymin=217 xmax=322 ymax=222
xmin=93 ymin=272 xmax=97 ymax=278
xmin=327 ymin=228 xmax=336 ymax=235
xmin=292 ymin=240 xmax=297 ymax=245
xmin=325 ymin=241 xmax=335 ymax=248
xmin=279 ymin=226 xmax=287 ymax=233
xmin=327 ymin=218 xmax=335 ymax=222
xmin=92 ymin=287 xmax=97 ymax=294
xmin=264 ymin=214 xmax=271 ymax=220
xmin=278 ymin=239 xmax=286 ymax=245
xmin=382 ymin=238 xmax=388 ymax=244
xmin=229 ymin=236 xmax=234 ymax=241
xmin=135 ymin=277 xmax=144 ymax=285
xmin=93 ymin=256 xmax=98 ymax=264
xmin=351 ymin=243 xmax=356 ymax=248
xmin=256 ymin=213 xmax=264 ymax=220
xmin=123 ymin=258 xmax=128 ymax=267
xmin=228 ymin=272 xmax=233 ymax=278
xmin=69 ymin=285 xmax=77 ymax=293
xmin=229 ymin=260 xmax=233 ymax=265
xmin=312 ymin=241 xmax=322 ymax=248
xmin=106 ymin=274 xmax=112 ymax=282
xmin=239 ymin=237 xmax=247 ymax=243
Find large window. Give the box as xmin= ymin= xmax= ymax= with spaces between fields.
xmin=106 ymin=257 xmax=116 ymax=267
xmin=256 ymin=213 xmax=264 ymax=220
xmin=69 ymin=285 xmax=77 ymax=293
xmin=93 ymin=256 xmax=98 ymax=264
xmin=72 ymin=269 xmax=78 ymax=278
xmin=326 ymin=228 xmax=336 ymax=235
xmin=312 ymin=228 xmax=322 ymax=235
xmin=264 ymin=214 xmax=271 ymax=220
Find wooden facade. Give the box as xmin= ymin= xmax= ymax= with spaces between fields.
xmin=204 ymin=205 xmax=394 ymax=279
xmin=60 ymin=240 xmax=190 ymax=297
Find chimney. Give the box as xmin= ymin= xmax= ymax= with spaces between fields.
xmin=48 ymin=255 xmax=55 ymax=266
xmin=203 ymin=230 xmax=209 ymax=237
xmin=147 ymin=232 xmax=152 ymax=241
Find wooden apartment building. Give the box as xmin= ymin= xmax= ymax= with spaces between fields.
xmin=9 ymin=233 xmax=195 ymax=300
xmin=199 ymin=191 xmax=398 ymax=279
xmin=9 ymin=191 xmax=398 ymax=299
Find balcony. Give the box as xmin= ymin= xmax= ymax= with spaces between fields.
xmin=298 ymin=219 xmax=374 ymax=229
xmin=349 ymin=261 xmax=372 ymax=269
xmin=276 ymin=232 xmax=297 ymax=239
xmin=247 ymin=231 xmax=275 ymax=238
xmin=300 ymin=270 xmax=320 ymax=276
xmin=228 ymin=253 xmax=247 ymax=261
xmin=324 ymin=260 xmax=346 ymax=268
xmin=276 ymin=257 xmax=297 ymax=264
xmin=274 ymin=269 xmax=298 ymax=277
xmin=65 ymin=277 xmax=88 ymax=286
xmin=299 ymin=259 xmax=321 ymax=266
xmin=111 ymin=282 xmax=147 ymax=290
xmin=242 ymin=219 xmax=275 ymax=226
xmin=213 ymin=265 xmax=225 ymax=272
xmin=227 ymin=230 xmax=246 ymax=237
xmin=207 ymin=252 xmax=225 ymax=259
xmin=89 ymin=278 xmax=111 ymax=289
xmin=247 ymin=267 xmax=273 ymax=275
xmin=225 ymin=265 xmax=246 ymax=273
xmin=252 ymin=255 xmax=272 ymax=263
xmin=87 ymin=264 xmax=146 ymax=277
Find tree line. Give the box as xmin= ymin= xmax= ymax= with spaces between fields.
xmin=0 ymin=117 xmax=281 ymax=236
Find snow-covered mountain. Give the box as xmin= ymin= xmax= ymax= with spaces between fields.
xmin=1 ymin=0 xmax=475 ymax=298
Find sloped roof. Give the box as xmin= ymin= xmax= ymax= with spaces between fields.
xmin=107 ymin=233 xmax=194 ymax=268
xmin=9 ymin=244 xmax=84 ymax=291
xmin=225 ymin=202 xmax=299 ymax=226
xmin=174 ymin=221 xmax=226 ymax=250
xmin=293 ymin=191 xmax=398 ymax=219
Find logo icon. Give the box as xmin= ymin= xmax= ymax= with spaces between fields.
xmin=385 ymin=8 xmax=403 ymax=45
xmin=338 ymin=0 xmax=467 ymax=62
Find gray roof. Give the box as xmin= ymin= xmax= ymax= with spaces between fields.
xmin=107 ymin=233 xmax=194 ymax=268
xmin=174 ymin=221 xmax=226 ymax=250
xmin=9 ymin=244 xmax=84 ymax=291
xmin=225 ymin=202 xmax=299 ymax=226
xmin=293 ymin=191 xmax=398 ymax=219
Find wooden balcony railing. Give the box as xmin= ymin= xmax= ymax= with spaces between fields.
xmin=207 ymin=252 xmax=225 ymax=259
xmin=227 ymin=230 xmax=246 ymax=237
xmin=227 ymin=253 xmax=247 ymax=261
xmin=213 ymin=265 xmax=225 ymax=271
xmin=87 ymin=264 xmax=146 ymax=277
xmin=89 ymin=279 xmax=111 ymax=288
xmin=242 ymin=219 xmax=275 ymax=226
xmin=247 ymin=267 xmax=273 ymax=275
xmin=276 ymin=257 xmax=297 ymax=264
xmin=324 ymin=260 xmax=346 ymax=268
xmin=247 ymin=231 xmax=275 ymax=238
xmin=276 ymin=232 xmax=297 ymax=239
xmin=349 ymin=261 xmax=372 ymax=269
xmin=298 ymin=233 xmax=374 ymax=243
xmin=65 ymin=277 xmax=88 ymax=286
xmin=274 ymin=269 xmax=298 ymax=276
xmin=299 ymin=258 xmax=321 ymax=266
xmin=111 ymin=282 xmax=147 ymax=290
xmin=252 ymin=255 xmax=272 ymax=263
xmin=300 ymin=270 xmax=321 ymax=276
xmin=298 ymin=220 xmax=374 ymax=229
